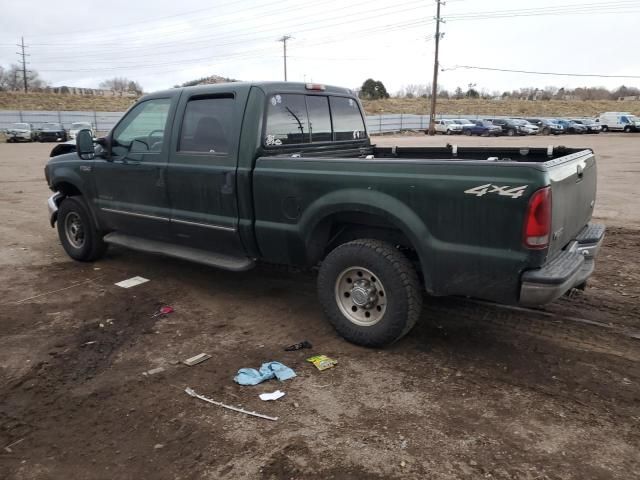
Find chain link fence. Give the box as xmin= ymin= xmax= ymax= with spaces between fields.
xmin=0 ymin=109 xmax=517 ymax=136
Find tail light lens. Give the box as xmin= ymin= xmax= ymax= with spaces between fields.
xmin=524 ymin=187 xmax=552 ymax=249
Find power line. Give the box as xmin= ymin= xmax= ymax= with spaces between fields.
xmin=444 ymin=65 xmax=640 ymax=79
xmin=445 ymin=0 xmax=640 ymax=21
xmin=28 ymin=0 xmax=428 ymax=60
xmin=32 ymin=17 xmax=433 ymax=74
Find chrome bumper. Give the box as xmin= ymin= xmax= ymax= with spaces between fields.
xmin=48 ymin=192 xmax=63 ymax=227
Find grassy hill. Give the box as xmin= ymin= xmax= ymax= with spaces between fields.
xmin=0 ymin=92 xmax=139 ymax=112
xmin=361 ymin=98 xmax=640 ymax=117
xmin=1 ymin=91 xmax=639 ymax=118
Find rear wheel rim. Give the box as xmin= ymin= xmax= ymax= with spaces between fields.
xmin=335 ymin=266 xmax=387 ymax=326
xmin=64 ymin=212 xmax=85 ymax=249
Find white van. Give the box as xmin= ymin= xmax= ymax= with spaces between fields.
xmin=597 ymin=112 xmax=640 ymax=132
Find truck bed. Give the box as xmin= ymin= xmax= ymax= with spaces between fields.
xmin=252 ymin=144 xmax=597 ymax=304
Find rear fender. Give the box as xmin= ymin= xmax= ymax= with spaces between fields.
xmin=300 ymin=189 xmax=435 ymax=292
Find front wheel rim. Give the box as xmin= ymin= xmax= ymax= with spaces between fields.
xmin=335 ymin=266 xmax=387 ymax=326
xmin=64 ymin=212 xmax=86 ymax=249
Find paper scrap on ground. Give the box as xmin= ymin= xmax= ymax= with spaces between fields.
xmin=234 ymin=362 xmax=296 ymax=385
xmin=115 ymin=276 xmax=149 ymax=288
xmin=183 ymin=353 xmax=211 ymax=366
xmin=259 ymin=390 xmax=285 ymax=401
xmin=143 ymin=367 xmax=165 ymax=376
xmin=307 ymin=355 xmax=338 ymax=371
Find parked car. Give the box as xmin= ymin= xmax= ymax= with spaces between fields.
xmin=5 ymin=122 xmax=36 ymax=142
xmin=462 ymin=120 xmax=502 ymax=136
xmin=452 ymin=119 xmax=476 ymax=129
xmin=68 ymin=122 xmax=95 ymax=140
xmin=36 ymin=123 xmax=68 ymax=142
xmin=525 ymin=118 xmax=564 ymax=135
xmin=555 ymin=119 xmax=588 ymax=134
xmin=486 ymin=118 xmax=525 ymax=136
xmin=434 ymin=119 xmax=464 ymax=135
xmin=597 ymin=112 xmax=640 ymax=132
xmin=511 ymin=119 xmax=540 ymax=135
xmin=571 ymin=119 xmax=601 ymax=134
xmin=44 ymin=81 xmax=605 ymax=348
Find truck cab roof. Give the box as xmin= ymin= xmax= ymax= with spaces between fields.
xmin=143 ymin=81 xmax=355 ymax=101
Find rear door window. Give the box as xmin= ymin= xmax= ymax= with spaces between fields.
xmin=178 ymin=96 xmax=234 ymax=154
xmin=330 ymin=96 xmax=366 ymax=141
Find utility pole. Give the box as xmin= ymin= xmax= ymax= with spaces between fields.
xmin=428 ymin=1 xmax=444 ymax=135
xmin=16 ymin=36 xmax=29 ymax=93
xmin=278 ymin=35 xmax=292 ymax=81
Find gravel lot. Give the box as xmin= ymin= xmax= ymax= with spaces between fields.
xmin=0 ymin=135 xmax=639 ymax=480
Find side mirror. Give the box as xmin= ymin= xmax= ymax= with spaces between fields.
xmin=76 ymin=129 xmax=95 ymax=160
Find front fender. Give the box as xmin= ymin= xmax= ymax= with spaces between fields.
xmin=49 ymin=164 xmax=101 ymax=230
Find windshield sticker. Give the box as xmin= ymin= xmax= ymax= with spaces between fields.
xmin=348 ymin=99 xmax=354 ymax=107
xmin=352 ymin=130 xmax=362 ymax=139
xmin=270 ymin=95 xmax=283 ymax=106
xmin=265 ymin=135 xmax=283 ymax=146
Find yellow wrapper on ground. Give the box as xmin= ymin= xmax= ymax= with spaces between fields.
xmin=307 ymin=355 xmax=338 ymax=371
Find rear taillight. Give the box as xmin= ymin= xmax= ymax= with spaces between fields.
xmin=523 ymin=187 xmax=552 ymax=249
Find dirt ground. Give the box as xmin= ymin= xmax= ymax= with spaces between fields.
xmin=0 ymin=136 xmax=639 ymax=480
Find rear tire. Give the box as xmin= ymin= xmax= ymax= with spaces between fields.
xmin=317 ymin=239 xmax=423 ymax=347
xmin=507 ymin=129 xmax=515 ymax=136
xmin=57 ymin=196 xmax=107 ymax=262
xmin=601 ymin=125 xmax=608 ymax=132
xmin=464 ymin=129 xmax=472 ymax=136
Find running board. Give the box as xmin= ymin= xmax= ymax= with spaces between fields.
xmin=103 ymin=233 xmax=255 ymax=272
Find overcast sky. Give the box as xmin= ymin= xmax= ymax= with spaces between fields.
xmin=1 ymin=0 xmax=639 ymax=94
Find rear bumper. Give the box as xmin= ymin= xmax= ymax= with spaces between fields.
xmin=519 ymin=223 xmax=605 ymax=306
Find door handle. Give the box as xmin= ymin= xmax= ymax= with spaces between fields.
xmin=221 ymin=171 xmax=234 ymax=195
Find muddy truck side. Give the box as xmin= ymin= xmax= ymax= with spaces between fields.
xmin=45 ymin=81 xmax=605 ymax=347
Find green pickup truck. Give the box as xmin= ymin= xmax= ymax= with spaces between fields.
xmin=45 ymin=81 xmax=605 ymax=347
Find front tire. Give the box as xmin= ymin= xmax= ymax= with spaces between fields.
xmin=57 ymin=196 xmax=107 ymax=262
xmin=317 ymin=239 xmax=423 ymax=347
xmin=624 ymin=126 xmax=631 ymax=133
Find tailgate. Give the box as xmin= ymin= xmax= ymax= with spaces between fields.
xmin=546 ymin=150 xmax=597 ymax=255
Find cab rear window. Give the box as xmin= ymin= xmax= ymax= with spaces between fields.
xmin=265 ymin=93 xmax=365 ymax=146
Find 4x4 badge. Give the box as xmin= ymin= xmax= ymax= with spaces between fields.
xmin=464 ymin=184 xmax=528 ymax=198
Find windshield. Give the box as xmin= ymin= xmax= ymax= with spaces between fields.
xmin=454 ymin=119 xmax=472 ymax=124
xmin=512 ymin=119 xmax=531 ymax=125
xmin=12 ymin=123 xmax=29 ymax=129
xmin=42 ymin=123 xmax=61 ymax=129
xmin=72 ymin=122 xmax=91 ymax=129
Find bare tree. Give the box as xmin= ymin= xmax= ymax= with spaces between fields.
xmin=0 ymin=64 xmax=45 ymax=91
xmin=99 ymin=77 xmax=143 ymax=95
